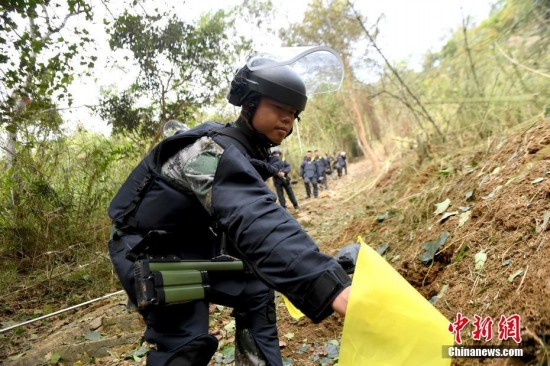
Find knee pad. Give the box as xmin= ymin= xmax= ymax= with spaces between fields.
xmin=147 ymin=334 xmax=218 ymax=366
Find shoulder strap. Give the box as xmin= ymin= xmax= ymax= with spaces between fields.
xmin=155 ymin=121 xmax=225 ymax=165
xmin=213 ymin=125 xmax=270 ymax=160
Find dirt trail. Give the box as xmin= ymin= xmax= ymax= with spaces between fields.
xmin=2 ymin=118 xmax=549 ymax=365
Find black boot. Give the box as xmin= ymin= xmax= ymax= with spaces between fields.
xmin=146 ymin=334 xmax=218 ymax=366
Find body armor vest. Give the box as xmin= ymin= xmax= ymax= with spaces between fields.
xmin=108 ymin=121 xmax=275 ymax=234
xmin=108 ymin=122 xmax=223 ymax=234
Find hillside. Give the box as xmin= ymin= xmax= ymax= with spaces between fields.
xmin=1 ymin=117 xmax=548 ymax=365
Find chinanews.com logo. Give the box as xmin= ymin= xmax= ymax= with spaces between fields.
xmin=444 ymin=313 xmax=524 ymax=358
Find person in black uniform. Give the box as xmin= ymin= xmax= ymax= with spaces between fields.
xmin=337 ymin=151 xmax=347 ymax=176
xmin=269 ymin=147 xmax=300 ymax=210
xmin=313 ymin=149 xmax=329 ymax=190
xmin=299 ymin=150 xmax=319 ymax=198
xmin=107 ymin=50 xmax=351 ymax=366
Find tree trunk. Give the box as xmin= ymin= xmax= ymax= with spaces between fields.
xmin=7 ymin=96 xmax=31 ymax=210
xmin=348 ymin=89 xmax=380 ymax=172
xmin=6 ymin=130 xmax=17 ymax=171
xmin=361 ymin=95 xmax=382 ymax=141
xmin=341 ymin=56 xmax=380 ymax=171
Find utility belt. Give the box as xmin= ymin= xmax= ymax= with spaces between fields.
xmin=134 ymin=256 xmax=244 ymax=310
xmin=111 ymin=226 xmax=245 ymax=310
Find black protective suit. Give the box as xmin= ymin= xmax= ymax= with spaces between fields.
xmin=108 ymin=120 xmax=350 ymax=365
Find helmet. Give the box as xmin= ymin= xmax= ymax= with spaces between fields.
xmin=227 ymin=61 xmax=307 ymax=113
xmin=270 ymin=146 xmax=282 ymax=155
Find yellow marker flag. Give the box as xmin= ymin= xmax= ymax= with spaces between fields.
xmin=281 ymin=294 xmax=304 ymax=320
xmin=339 ymin=239 xmax=453 ymax=366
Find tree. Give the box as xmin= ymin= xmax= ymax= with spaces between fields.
xmin=0 ymin=0 xmax=97 ymax=208
xmin=98 ymin=5 xmax=250 ymax=146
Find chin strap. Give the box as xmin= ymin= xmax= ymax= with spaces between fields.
xmin=241 ymin=97 xmax=259 ymax=128
xmin=232 ymin=118 xmax=273 ymax=158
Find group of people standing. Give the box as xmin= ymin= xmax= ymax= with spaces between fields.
xmin=269 ymin=148 xmax=347 ymax=209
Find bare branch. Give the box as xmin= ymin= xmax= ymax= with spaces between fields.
xmin=461 ymin=12 xmax=482 ymax=94
xmin=495 ymin=43 xmax=550 ymax=79
xmin=346 ymin=0 xmax=443 ymax=138
xmin=100 ymin=0 xmax=117 ymax=19
xmin=44 ymin=12 xmax=81 ymax=41
xmin=380 ymin=90 xmax=426 ymax=132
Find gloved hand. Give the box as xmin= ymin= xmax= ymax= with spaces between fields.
xmin=334 ymin=243 xmax=361 ymax=274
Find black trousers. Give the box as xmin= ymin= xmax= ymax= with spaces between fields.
xmin=274 ymin=182 xmax=298 ymax=208
xmin=109 ymin=235 xmax=282 ymax=365
xmin=318 ymin=173 xmax=328 ymax=189
xmin=303 ymin=176 xmax=318 ymax=198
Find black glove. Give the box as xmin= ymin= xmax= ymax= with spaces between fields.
xmin=334 ymin=243 xmax=361 ymax=274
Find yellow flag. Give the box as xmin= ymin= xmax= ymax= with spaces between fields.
xmin=339 ymin=239 xmax=453 ymax=366
xmin=282 ymin=294 xmax=304 ymax=320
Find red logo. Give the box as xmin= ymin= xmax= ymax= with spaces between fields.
xmin=448 ymin=313 xmax=522 ymax=344
xmin=448 ymin=312 xmax=469 ymax=344
xmin=472 ymin=315 xmax=493 ymax=341
xmin=498 ymin=314 xmax=522 ymax=343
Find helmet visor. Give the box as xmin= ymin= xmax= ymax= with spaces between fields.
xmin=246 ymin=46 xmax=344 ymax=97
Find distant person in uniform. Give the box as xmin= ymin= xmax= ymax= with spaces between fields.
xmin=338 ymin=151 xmax=347 ymax=175
xmin=300 ymin=150 xmax=319 ymax=198
xmin=325 ymin=152 xmax=335 ymax=180
xmin=269 ymin=147 xmax=300 ymax=210
xmin=314 ymin=149 xmax=329 ymax=189
xmin=335 ymin=151 xmax=347 ymax=177
xmin=333 ymin=151 xmax=343 ymax=178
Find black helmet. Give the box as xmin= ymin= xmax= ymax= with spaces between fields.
xmin=227 ymin=61 xmax=307 ymax=113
